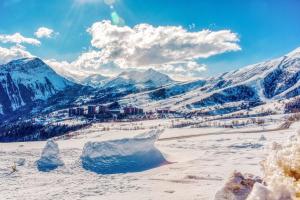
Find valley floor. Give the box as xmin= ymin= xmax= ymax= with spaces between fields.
xmin=0 ymin=116 xmax=298 ymax=200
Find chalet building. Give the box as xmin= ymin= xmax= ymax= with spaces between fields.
xmin=98 ymin=105 xmax=109 ymax=113
xmin=68 ymin=103 xmax=146 ymax=121
xmin=88 ymin=106 xmax=97 ymax=115
xmin=76 ymin=107 xmax=84 ymax=115
xmin=123 ymin=106 xmax=144 ymax=115
xmin=157 ymin=109 xmax=170 ymax=114
xmin=68 ymin=108 xmax=77 ymax=116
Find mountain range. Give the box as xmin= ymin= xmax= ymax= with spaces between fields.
xmin=120 ymin=47 xmax=300 ymax=114
xmin=1 ymin=47 xmax=300 ymax=121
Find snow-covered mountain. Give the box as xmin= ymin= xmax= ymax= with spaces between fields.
xmin=120 ymin=47 xmax=300 ymax=114
xmin=75 ymin=74 xmax=109 ymax=88
xmin=47 ymin=64 xmax=109 ymax=88
xmin=2 ymin=47 xmax=300 ymax=119
xmin=104 ymin=68 xmax=174 ymax=90
xmin=0 ymin=58 xmax=74 ymax=116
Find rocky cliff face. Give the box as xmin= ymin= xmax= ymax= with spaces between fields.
xmin=0 ymin=58 xmax=74 ymax=116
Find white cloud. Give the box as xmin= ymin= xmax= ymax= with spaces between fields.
xmin=46 ymin=50 xmax=122 ymax=78
xmin=47 ymin=50 xmax=207 ymax=80
xmin=48 ymin=20 xmax=240 ymax=81
xmin=158 ymin=61 xmax=207 ymax=80
xmin=34 ymin=27 xmax=56 ymax=39
xmin=0 ymin=45 xmax=33 ymax=64
xmin=87 ymin=20 xmax=241 ymax=68
xmin=0 ymin=33 xmax=40 ymax=46
xmin=49 ymin=20 xmax=235 ymax=80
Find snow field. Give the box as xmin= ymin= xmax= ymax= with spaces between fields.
xmin=0 ymin=118 xmax=299 ymax=200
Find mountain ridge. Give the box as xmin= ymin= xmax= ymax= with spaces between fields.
xmin=2 ymin=47 xmax=300 ymax=120
xmin=0 ymin=57 xmax=75 ymax=117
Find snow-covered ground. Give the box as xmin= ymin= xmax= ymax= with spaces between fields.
xmin=0 ymin=117 xmax=298 ymax=200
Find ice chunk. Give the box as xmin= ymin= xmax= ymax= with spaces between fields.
xmin=36 ymin=140 xmax=64 ymax=172
xmin=81 ymin=129 xmax=167 ymax=174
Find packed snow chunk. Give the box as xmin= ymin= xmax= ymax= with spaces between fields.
xmin=81 ymin=129 xmax=167 ymax=174
xmin=214 ymin=171 xmax=263 ymax=200
xmin=36 ymin=140 xmax=64 ymax=172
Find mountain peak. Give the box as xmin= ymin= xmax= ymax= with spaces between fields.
xmin=2 ymin=57 xmax=52 ymax=73
xmin=105 ymin=68 xmax=174 ymax=89
xmin=7 ymin=57 xmax=42 ymax=65
xmin=286 ymin=47 xmax=300 ymax=57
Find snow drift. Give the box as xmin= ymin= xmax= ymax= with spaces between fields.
xmin=216 ymin=131 xmax=300 ymax=200
xmin=81 ymin=129 xmax=167 ymax=174
xmin=36 ymin=140 xmax=64 ymax=172
xmin=247 ymin=132 xmax=300 ymax=200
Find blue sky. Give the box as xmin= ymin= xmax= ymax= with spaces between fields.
xmin=0 ymin=0 xmax=300 ymax=79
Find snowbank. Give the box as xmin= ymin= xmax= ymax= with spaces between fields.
xmin=214 ymin=171 xmax=263 ymax=200
xmin=216 ymin=131 xmax=300 ymax=200
xmin=81 ymin=129 xmax=167 ymax=174
xmin=36 ymin=140 xmax=64 ymax=172
xmin=247 ymin=133 xmax=300 ymax=199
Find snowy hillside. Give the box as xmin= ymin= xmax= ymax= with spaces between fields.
xmin=0 ymin=58 xmax=74 ymax=116
xmin=120 ymin=47 xmax=300 ymax=113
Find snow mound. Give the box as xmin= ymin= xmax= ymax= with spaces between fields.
xmin=218 ymin=131 xmax=300 ymax=200
xmin=81 ymin=129 xmax=167 ymax=174
xmin=36 ymin=140 xmax=64 ymax=172
xmin=214 ymin=171 xmax=262 ymax=200
xmin=247 ymin=133 xmax=300 ymax=199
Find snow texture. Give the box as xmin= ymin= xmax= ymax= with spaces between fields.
xmin=229 ymin=143 xmax=263 ymax=149
xmin=16 ymin=158 xmax=26 ymax=166
xmin=36 ymin=139 xmax=64 ymax=172
xmin=81 ymin=129 xmax=167 ymax=174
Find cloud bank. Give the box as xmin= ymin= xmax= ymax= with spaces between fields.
xmin=0 ymin=31 xmax=41 ymax=64
xmin=0 ymin=33 xmax=40 ymax=46
xmin=0 ymin=21 xmax=241 ymax=80
xmin=88 ymin=20 xmax=240 ymax=68
xmin=0 ymin=45 xmax=33 ymax=64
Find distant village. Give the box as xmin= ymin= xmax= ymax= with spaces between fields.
xmin=68 ymin=102 xmax=178 ymax=121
